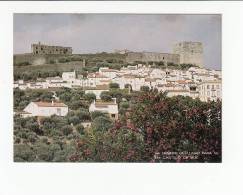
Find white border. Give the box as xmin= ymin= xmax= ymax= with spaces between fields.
xmin=1 ymin=1 xmax=243 ymax=195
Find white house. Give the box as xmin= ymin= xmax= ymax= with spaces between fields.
xmin=99 ymin=67 xmax=118 ymax=79
xmin=87 ymin=72 xmax=110 ymax=87
xmin=198 ymin=80 xmax=222 ymax=102
xmin=89 ymin=98 xmax=118 ymax=120
xmin=85 ymin=85 xmax=109 ymax=99
xmin=23 ymin=101 xmax=68 ymax=117
xmin=115 ymin=75 xmax=146 ymax=91
xmin=62 ymin=71 xmax=76 ymax=81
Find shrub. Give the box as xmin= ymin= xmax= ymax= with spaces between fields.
xmin=109 ymin=83 xmax=119 ymax=89
xmin=92 ymin=116 xmax=113 ymax=132
xmin=61 ymin=125 xmax=73 ymax=136
xmin=76 ymin=124 xmax=85 ymax=135
xmin=100 ymin=91 xmax=112 ymax=102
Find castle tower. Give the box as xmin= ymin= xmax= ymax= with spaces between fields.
xmin=173 ymin=41 xmax=204 ymax=68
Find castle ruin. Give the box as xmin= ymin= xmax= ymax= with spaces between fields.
xmin=126 ymin=41 xmax=204 ymax=67
xmin=31 ymin=42 xmax=72 ymax=55
xmin=173 ymin=41 xmax=203 ymax=67
xmin=126 ymin=52 xmax=180 ymax=65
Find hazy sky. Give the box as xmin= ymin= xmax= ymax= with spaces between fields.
xmin=14 ymin=14 xmax=221 ymax=69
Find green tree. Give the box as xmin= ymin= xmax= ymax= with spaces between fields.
xmin=68 ymin=116 xmax=80 ymax=125
xmin=91 ymin=111 xmax=107 ymax=120
xmin=75 ymin=126 xmax=146 ymax=162
xmin=14 ymin=144 xmax=36 ymax=162
xmin=92 ymin=116 xmax=113 ymax=132
xmin=83 ymin=93 xmax=96 ymax=103
xmin=75 ymin=109 xmax=91 ymax=121
xmin=100 ymin=91 xmax=112 ymax=102
xmin=76 ymin=124 xmax=85 ymax=135
xmin=61 ymin=125 xmax=73 ymax=136
xmin=33 ymin=143 xmax=53 ymax=162
xmin=140 ymin=86 xmax=150 ymax=92
xmin=109 ymin=83 xmax=119 ymax=89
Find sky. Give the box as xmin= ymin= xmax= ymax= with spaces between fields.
xmin=14 ymin=14 xmax=221 ymax=69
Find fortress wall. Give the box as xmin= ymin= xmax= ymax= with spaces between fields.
xmin=126 ymin=52 xmax=180 ymax=65
xmin=13 ymin=54 xmax=71 ymax=66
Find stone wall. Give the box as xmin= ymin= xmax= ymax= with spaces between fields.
xmin=13 ymin=54 xmax=67 ymax=66
xmin=31 ymin=42 xmax=72 ymax=55
xmin=126 ymin=52 xmax=180 ymax=65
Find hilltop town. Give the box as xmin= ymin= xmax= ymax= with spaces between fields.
xmin=13 ymin=41 xmax=222 ymax=162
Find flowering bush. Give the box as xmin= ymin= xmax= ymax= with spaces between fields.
xmin=130 ymin=90 xmax=221 ymax=162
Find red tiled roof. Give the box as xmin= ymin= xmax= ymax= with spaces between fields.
xmin=33 ymin=101 xmax=68 ymax=107
xmin=95 ymin=100 xmax=117 ymax=106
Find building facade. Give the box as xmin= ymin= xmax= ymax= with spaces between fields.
xmin=89 ymin=98 xmax=119 ymax=120
xmin=198 ymin=80 xmax=222 ymax=102
xmin=23 ymin=101 xmax=68 ymax=117
xmin=31 ymin=42 xmax=72 ymax=55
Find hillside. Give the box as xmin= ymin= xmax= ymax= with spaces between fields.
xmin=14 ymin=52 xmax=196 ymax=81
xmin=14 ymin=53 xmax=127 ymax=81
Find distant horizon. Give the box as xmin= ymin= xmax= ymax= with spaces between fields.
xmin=14 ymin=14 xmax=221 ymax=70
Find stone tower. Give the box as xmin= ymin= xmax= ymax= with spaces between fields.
xmin=173 ymin=41 xmax=203 ymax=68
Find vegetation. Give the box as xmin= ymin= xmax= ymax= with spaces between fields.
xmin=14 ymin=53 xmax=127 ymax=81
xmin=109 ymin=82 xmax=120 ymax=89
xmin=14 ymin=51 xmax=197 ymax=81
xmin=14 ymin=88 xmax=221 ymax=162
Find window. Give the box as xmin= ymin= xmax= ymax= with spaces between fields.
xmin=207 ymin=85 xmax=210 ymax=89
xmin=207 ymin=91 xmax=210 ymax=96
xmin=212 ymin=85 xmax=214 ymax=90
xmin=111 ymin=114 xmax=116 ymax=118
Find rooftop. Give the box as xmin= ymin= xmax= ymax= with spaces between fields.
xmin=33 ymin=101 xmax=68 ymax=107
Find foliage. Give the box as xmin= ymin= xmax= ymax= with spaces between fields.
xmin=130 ymin=90 xmax=222 ymax=162
xmin=91 ymin=116 xmax=113 ymax=132
xmin=83 ymin=93 xmax=96 ymax=103
xmin=75 ymin=126 xmax=146 ymax=162
xmin=61 ymin=125 xmax=73 ymax=136
xmin=100 ymin=91 xmax=113 ymax=102
xmin=140 ymin=85 xmax=150 ymax=92
xmin=90 ymin=111 xmax=107 ymax=120
xmin=75 ymin=124 xmax=85 ymax=135
xmin=14 ymin=144 xmax=36 ymax=162
xmin=109 ymin=82 xmax=119 ymax=89
xmin=13 ymin=86 xmax=221 ymax=162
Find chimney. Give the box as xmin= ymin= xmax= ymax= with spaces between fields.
xmin=113 ymin=98 xmax=117 ymax=104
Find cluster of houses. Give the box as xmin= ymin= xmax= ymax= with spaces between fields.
xmin=15 ymin=64 xmax=221 ymax=120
